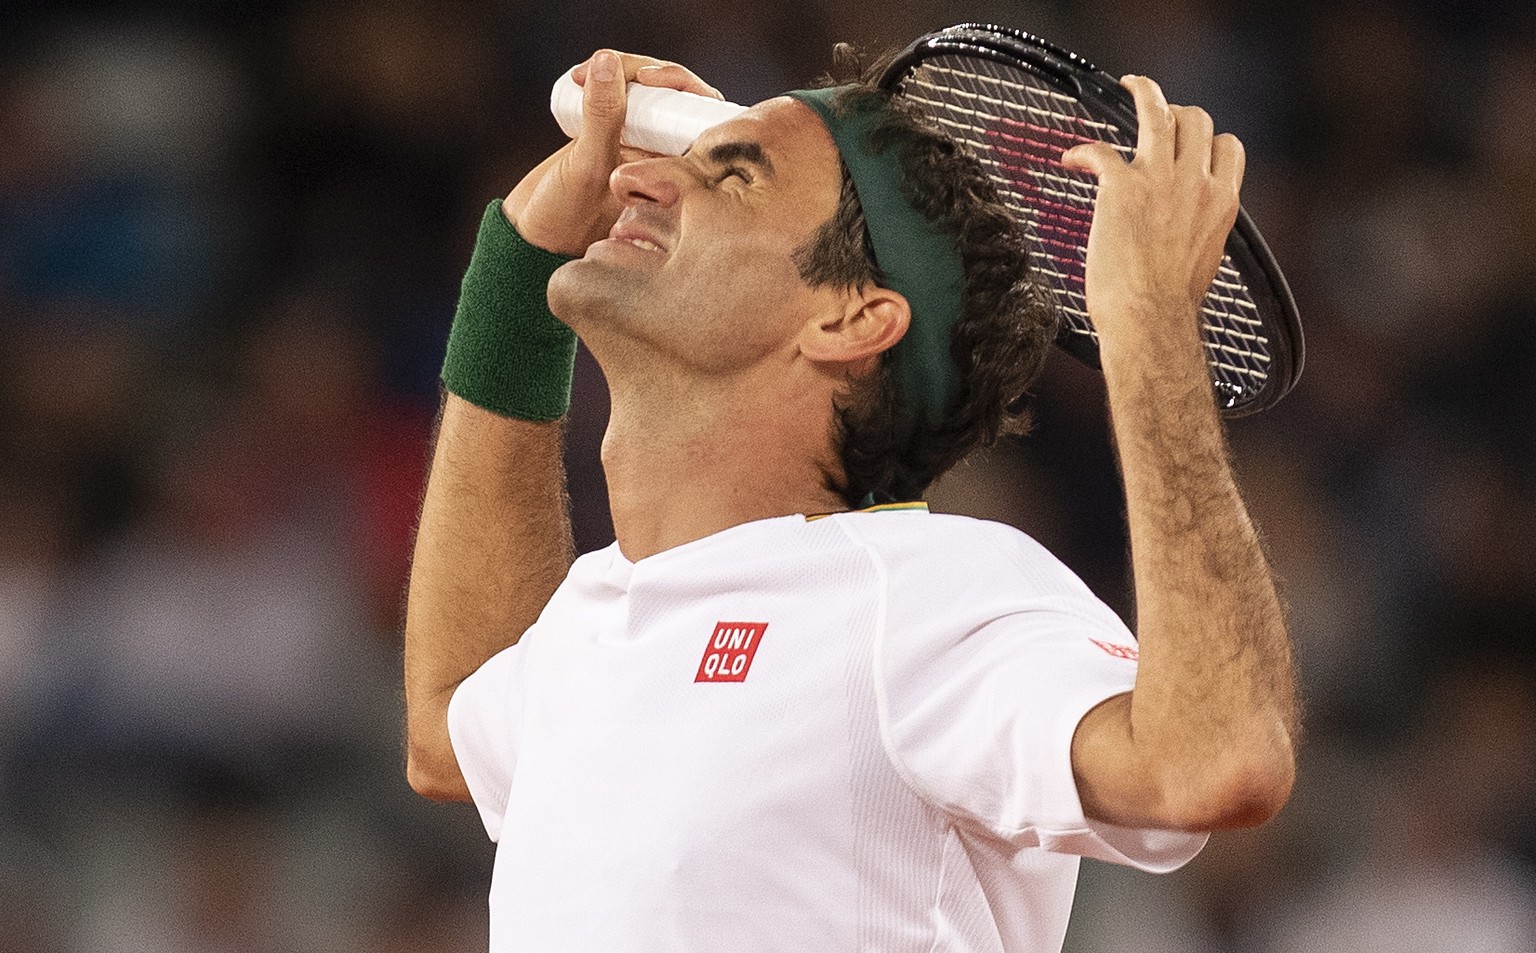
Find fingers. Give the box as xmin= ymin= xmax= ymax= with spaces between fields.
xmin=565 ymin=48 xmax=721 ymax=177
xmin=572 ymin=51 xmax=671 ymax=84
xmin=617 ymin=145 xmax=664 ymax=164
xmin=568 ymin=50 xmax=626 ymax=179
xmin=1061 ymin=75 xmax=1253 ymax=348
xmin=1061 ymin=140 xmax=1128 ymax=180
xmin=635 ymin=64 xmax=723 ymax=100
xmin=1123 ymin=74 xmax=1174 ymax=165
xmin=1120 ymin=76 xmax=1215 ymax=170
xmin=1211 ymin=132 xmax=1246 ymax=192
xmin=1116 ymin=75 xmax=1244 ymax=189
xmin=1172 ymin=105 xmax=1213 ymax=171
xmin=572 ymin=52 xmax=722 ymax=99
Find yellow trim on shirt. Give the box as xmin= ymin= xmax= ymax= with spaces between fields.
xmin=806 ymin=501 xmax=929 ymax=521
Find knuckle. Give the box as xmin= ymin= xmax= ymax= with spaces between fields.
xmin=1205 ymin=178 xmax=1240 ymax=211
xmin=1179 ymin=105 xmax=1213 ymax=127
xmin=585 ymin=96 xmax=624 ymax=119
xmin=584 ymin=81 xmax=624 ymax=108
xmin=1203 ymin=173 xmax=1234 ymax=196
xmin=634 ymin=57 xmax=681 ymax=74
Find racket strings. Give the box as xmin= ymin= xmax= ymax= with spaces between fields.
xmin=899 ymin=55 xmax=1273 ymax=402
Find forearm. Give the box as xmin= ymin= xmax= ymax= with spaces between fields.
xmin=1102 ymin=325 xmax=1296 ymax=825
xmin=403 ymin=392 xmax=573 ymax=799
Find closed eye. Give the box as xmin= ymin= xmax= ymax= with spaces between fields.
xmin=714 ymin=165 xmax=753 ymax=186
xmin=690 ymin=139 xmax=775 ymax=187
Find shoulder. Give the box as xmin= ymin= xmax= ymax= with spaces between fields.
xmin=830 ymin=510 xmax=1090 ymax=600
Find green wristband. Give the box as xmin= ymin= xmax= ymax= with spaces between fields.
xmin=441 ymin=200 xmax=578 ymax=421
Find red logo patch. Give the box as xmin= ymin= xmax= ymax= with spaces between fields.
xmin=1090 ymin=638 xmax=1139 ymax=661
xmin=695 ymin=622 xmax=768 ymax=683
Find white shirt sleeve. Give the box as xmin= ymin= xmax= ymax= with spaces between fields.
xmin=875 ymin=526 xmax=1207 ymax=872
xmin=446 ymin=642 xmax=529 ymax=842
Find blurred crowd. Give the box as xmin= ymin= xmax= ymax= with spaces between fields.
xmin=1 ymin=0 xmax=1533 ymax=950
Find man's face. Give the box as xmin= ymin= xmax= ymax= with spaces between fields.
xmin=548 ymin=97 xmax=847 ymax=377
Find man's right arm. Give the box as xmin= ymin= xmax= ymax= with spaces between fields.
xmin=402 ymin=50 xmax=723 ymax=803
xmin=404 ymin=399 xmax=571 ymax=802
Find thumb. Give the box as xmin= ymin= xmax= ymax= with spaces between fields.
xmin=1061 ymin=141 xmax=1126 ymax=179
xmin=570 ymin=50 xmax=627 ymax=173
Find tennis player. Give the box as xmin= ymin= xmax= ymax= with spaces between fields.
xmin=403 ymin=48 xmax=1297 ymax=953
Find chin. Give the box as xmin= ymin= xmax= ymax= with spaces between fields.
xmin=548 ymin=258 xmax=664 ymax=347
xmin=548 ymin=259 xmax=623 ymax=328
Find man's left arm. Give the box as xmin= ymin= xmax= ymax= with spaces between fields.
xmin=1061 ymin=75 xmax=1298 ymax=833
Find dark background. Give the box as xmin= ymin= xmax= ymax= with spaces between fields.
xmin=1 ymin=1 xmax=1533 ymax=950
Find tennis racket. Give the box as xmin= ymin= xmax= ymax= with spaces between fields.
xmin=549 ymin=25 xmax=1304 ymax=415
xmin=880 ymin=24 xmax=1302 ymax=415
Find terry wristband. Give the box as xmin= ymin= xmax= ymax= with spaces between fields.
xmin=441 ymin=200 xmax=578 ymax=421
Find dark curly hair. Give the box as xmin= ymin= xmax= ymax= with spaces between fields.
xmin=794 ymin=46 xmax=1060 ymax=505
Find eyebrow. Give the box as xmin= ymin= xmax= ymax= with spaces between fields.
xmin=705 ymin=140 xmax=776 ymax=179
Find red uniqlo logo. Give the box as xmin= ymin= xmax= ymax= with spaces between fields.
xmin=695 ymin=622 xmax=768 ymax=683
xmin=1090 ymin=638 xmax=1139 ymax=661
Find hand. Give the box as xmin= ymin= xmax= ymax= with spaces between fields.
xmin=1061 ymin=76 xmax=1245 ymax=367
xmin=505 ymin=50 xmax=721 ymax=257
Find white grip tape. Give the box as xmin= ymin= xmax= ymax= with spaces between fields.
xmin=549 ymin=69 xmax=748 ymax=156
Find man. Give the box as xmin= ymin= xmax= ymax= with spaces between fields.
xmin=403 ymin=47 xmax=1297 ymax=953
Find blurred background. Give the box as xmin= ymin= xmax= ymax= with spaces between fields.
xmin=1 ymin=0 xmax=1533 ymax=949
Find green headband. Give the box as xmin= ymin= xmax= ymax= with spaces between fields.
xmin=785 ymin=85 xmax=967 ymax=438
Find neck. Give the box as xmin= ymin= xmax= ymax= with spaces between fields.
xmin=600 ymin=367 xmax=848 ymax=561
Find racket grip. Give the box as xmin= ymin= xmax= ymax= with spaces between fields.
xmin=550 ymin=69 xmax=748 ymax=156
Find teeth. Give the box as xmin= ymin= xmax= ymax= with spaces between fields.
xmin=625 ymin=238 xmax=662 ymax=252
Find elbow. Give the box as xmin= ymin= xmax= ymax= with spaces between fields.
xmin=1188 ymin=760 xmax=1294 ymax=830
xmin=406 ymin=741 xmax=473 ymax=803
xmin=1164 ymin=738 xmax=1296 ymax=831
xmin=402 ymin=685 xmax=473 ymax=803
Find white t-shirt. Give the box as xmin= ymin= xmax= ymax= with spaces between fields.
xmin=448 ymin=506 xmax=1206 ymax=953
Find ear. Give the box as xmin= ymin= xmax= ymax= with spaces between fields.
xmin=798 ymin=286 xmax=911 ymax=370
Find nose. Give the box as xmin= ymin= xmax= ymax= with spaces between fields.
xmin=609 ymin=157 xmax=684 ymax=208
